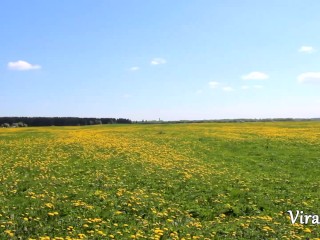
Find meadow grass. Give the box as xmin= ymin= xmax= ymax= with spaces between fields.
xmin=0 ymin=122 xmax=320 ymax=239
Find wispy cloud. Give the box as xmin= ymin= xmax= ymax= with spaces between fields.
xmin=222 ymin=86 xmax=234 ymax=92
xmin=297 ymin=72 xmax=320 ymax=84
xmin=8 ymin=60 xmax=41 ymax=71
xmin=298 ymin=46 xmax=315 ymax=53
xmin=242 ymin=71 xmax=269 ymax=80
xmin=151 ymin=58 xmax=166 ymax=65
xmin=129 ymin=66 xmax=140 ymax=71
xmin=195 ymin=90 xmax=203 ymax=94
xmin=241 ymin=85 xmax=263 ymax=90
xmin=253 ymin=85 xmax=263 ymax=89
xmin=208 ymin=81 xmax=219 ymax=89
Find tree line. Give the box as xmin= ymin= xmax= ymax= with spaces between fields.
xmin=0 ymin=117 xmax=132 ymax=127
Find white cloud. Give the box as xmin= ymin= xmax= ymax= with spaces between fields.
xmin=242 ymin=71 xmax=269 ymax=80
xmin=241 ymin=85 xmax=263 ymax=90
xmin=151 ymin=58 xmax=166 ymax=65
xmin=8 ymin=60 xmax=41 ymax=71
xmin=297 ymin=72 xmax=320 ymax=84
xmin=208 ymin=81 xmax=219 ymax=89
xmin=129 ymin=66 xmax=140 ymax=71
xmin=222 ymin=86 xmax=234 ymax=92
xmin=298 ymin=46 xmax=315 ymax=53
xmin=195 ymin=90 xmax=203 ymax=94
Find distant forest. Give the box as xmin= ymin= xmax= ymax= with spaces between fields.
xmin=0 ymin=117 xmax=131 ymax=127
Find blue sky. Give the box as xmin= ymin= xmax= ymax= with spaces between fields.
xmin=1 ymin=0 xmax=320 ymax=121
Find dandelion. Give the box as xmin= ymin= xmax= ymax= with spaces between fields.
xmin=304 ymin=228 xmax=312 ymax=233
xmin=48 ymin=211 xmax=59 ymax=216
xmin=78 ymin=233 xmax=86 ymax=239
xmin=45 ymin=203 xmax=54 ymax=208
xmin=97 ymin=230 xmax=106 ymax=236
xmin=67 ymin=226 xmax=74 ymax=231
xmin=4 ymin=230 xmax=14 ymax=237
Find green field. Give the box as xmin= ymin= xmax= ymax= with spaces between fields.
xmin=0 ymin=122 xmax=320 ymax=239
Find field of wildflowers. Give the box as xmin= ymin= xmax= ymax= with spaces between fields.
xmin=0 ymin=122 xmax=320 ymax=239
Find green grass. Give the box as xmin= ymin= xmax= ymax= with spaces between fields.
xmin=0 ymin=122 xmax=319 ymax=239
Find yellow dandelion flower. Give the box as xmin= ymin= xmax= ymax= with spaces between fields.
xmin=45 ymin=203 xmax=54 ymax=208
xmin=4 ymin=230 xmax=14 ymax=237
xmin=78 ymin=233 xmax=86 ymax=239
xmin=304 ymin=228 xmax=312 ymax=233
